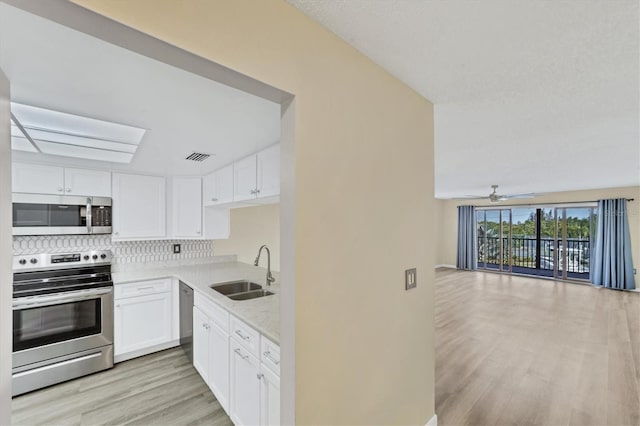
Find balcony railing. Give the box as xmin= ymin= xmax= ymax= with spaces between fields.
xmin=477 ymin=236 xmax=590 ymax=274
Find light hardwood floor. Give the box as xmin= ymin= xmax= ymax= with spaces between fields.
xmin=435 ymin=268 xmax=640 ymax=426
xmin=12 ymin=270 xmax=639 ymax=426
xmin=12 ymin=348 xmax=233 ymax=426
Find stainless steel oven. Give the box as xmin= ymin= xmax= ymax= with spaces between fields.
xmin=12 ymin=193 xmax=112 ymax=236
xmin=12 ymin=251 xmax=114 ymax=396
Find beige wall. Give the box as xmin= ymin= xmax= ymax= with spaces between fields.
xmin=72 ymin=1 xmax=436 ymax=424
xmin=215 ymin=204 xmax=281 ymax=272
xmin=436 ymin=186 xmax=640 ymax=270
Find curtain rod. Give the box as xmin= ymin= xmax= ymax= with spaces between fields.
xmin=471 ymin=198 xmax=635 ymax=209
xmin=563 ymin=199 xmax=635 ymax=203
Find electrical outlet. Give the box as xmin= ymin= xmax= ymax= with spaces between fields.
xmin=405 ymin=268 xmax=417 ymax=290
xmin=173 ymin=244 xmax=181 ymax=254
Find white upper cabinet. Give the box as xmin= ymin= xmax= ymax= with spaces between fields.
xmin=63 ymin=167 xmax=111 ymax=197
xmin=233 ymin=144 xmax=280 ymax=203
xmin=203 ymin=164 xmax=233 ymax=206
xmin=12 ymin=163 xmax=64 ymax=194
xmin=233 ymin=155 xmax=259 ymax=202
xmin=256 ymin=144 xmax=280 ymax=199
xmin=112 ymin=173 xmax=166 ymax=239
xmin=12 ymin=163 xmax=111 ymax=196
xmin=170 ymin=177 xmax=202 ymax=238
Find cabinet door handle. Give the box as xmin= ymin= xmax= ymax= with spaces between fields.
xmin=137 ymin=286 xmax=155 ymax=291
xmin=250 ymin=190 xmax=256 ymax=195
xmin=211 ymin=198 xmax=218 ymax=202
xmin=66 ymin=188 xmax=72 ymax=192
xmin=57 ymin=187 xmax=63 ymax=192
xmin=255 ymin=189 xmax=261 ymax=194
xmin=234 ymin=348 xmax=248 ymax=360
xmin=116 ymin=304 xmax=120 ymax=308
xmin=235 ymin=330 xmax=250 ymax=341
xmin=257 ymin=373 xmax=263 ymax=380
xmin=263 ymin=351 xmax=280 ymax=365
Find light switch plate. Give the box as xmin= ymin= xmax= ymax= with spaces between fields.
xmin=173 ymin=244 xmax=181 ymax=254
xmin=405 ymin=268 xmax=417 ymax=290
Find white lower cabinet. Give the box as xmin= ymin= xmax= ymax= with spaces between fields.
xmin=259 ymin=366 xmax=280 ymax=426
xmin=193 ymin=295 xmax=231 ymax=413
xmin=114 ymin=278 xmax=178 ymax=362
xmin=193 ymin=306 xmax=210 ymax=380
xmin=230 ymin=340 xmax=261 ymax=426
xmin=192 ymin=293 xmax=281 ymax=425
xmin=209 ymin=322 xmax=230 ymax=411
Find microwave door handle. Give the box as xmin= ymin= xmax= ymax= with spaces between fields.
xmin=86 ymin=197 xmax=92 ymax=234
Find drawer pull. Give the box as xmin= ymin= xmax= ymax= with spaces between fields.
xmin=235 ymin=330 xmax=250 ymax=341
xmin=263 ymin=351 xmax=280 ymax=365
xmin=137 ymin=286 xmax=155 ymax=291
xmin=234 ymin=348 xmax=248 ymax=360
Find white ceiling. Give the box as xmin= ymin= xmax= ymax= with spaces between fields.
xmin=288 ymin=0 xmax=640 ymax=198
xmin=0 ymin=3 xmax=280 ymax=176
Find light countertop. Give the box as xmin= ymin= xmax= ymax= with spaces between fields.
xmin=112 ymin=261 xmax=280 ymax=344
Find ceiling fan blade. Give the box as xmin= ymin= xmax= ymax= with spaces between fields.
xmin=453 ymin=195 xmax=489 ymax=200
xmin=503 ymin=193 xmax=536 ymax=199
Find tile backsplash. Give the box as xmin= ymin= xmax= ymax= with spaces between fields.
xmin=12 ymin=235 xmax=219 ymax=269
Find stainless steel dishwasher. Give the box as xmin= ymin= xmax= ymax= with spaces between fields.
xmin=179 ymin=282 xmax=193 ymax=362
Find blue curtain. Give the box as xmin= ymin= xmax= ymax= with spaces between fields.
xmin=457 ymin=205 xmax=477 ymax=270
xmin=591 ymin=198 xmax=636 ymax=290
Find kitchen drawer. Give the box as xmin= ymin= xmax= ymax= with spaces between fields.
xmin=260 ymin=337 xmax=280 ymax=376
xmin=194 ymin=291 xmax=229 ymax=332
xmin=230 ymin=315 xmax=260 ymax=358
xmin=115 ymin=278 xmax=172 ymax=299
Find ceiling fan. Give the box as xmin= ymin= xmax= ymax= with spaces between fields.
xmin=457 ymin=185 xmax=538 ymax=203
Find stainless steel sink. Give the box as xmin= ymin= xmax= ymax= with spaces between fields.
xmin=210 ymin=280 xmax=262 ymax=296
xmin=228 ymin=290 xmax=275 ymax=301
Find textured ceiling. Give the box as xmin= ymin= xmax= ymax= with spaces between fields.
xmin=288 ymin=0 xmax=640 ymax=198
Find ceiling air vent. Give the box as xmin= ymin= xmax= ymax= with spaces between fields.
xmin=185 ymin=152 xmax=211 ymax=162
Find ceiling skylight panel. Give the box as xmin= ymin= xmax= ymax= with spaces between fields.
xmin=10 ymin=103 xmax=147 ymax=163
xmin=26 ymin=128 xmax=139 ymax=153
xmin=35 ymin=140 xmax=134 ymax=163
xmin=11 ymin=103 xmax=146 ymax=145
xmin=11 ymin=136 xmax=38 ymax=153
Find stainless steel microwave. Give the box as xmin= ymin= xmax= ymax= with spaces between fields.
xmin=12 ymin=194 xmax=112 ymax=236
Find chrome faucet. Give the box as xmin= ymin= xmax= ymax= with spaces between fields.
xmin=254 ymin=245 xmax=275 ymax=287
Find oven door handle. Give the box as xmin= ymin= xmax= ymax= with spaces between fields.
xmin=12 ymin=287 xmax=112 ymax=310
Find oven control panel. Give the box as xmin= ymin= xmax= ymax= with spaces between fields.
xmin=13 ymin=250 xmax=113 ymax=272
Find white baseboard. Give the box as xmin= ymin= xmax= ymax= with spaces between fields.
xmin=114 ymin=339 xmax=180 ymax=363
xmin=435 ymin=264 xmax=456 ymax=269
xmin=425 ymin=413 xmax=438 ymax=426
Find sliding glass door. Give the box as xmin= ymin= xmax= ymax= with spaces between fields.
xmin=554 ymin=207 xmax=594 ymax=280
xmin=477 ymin=209 xmax=510 ymax=272
xmin=477 ymin=205 xmax=595 ymax=281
